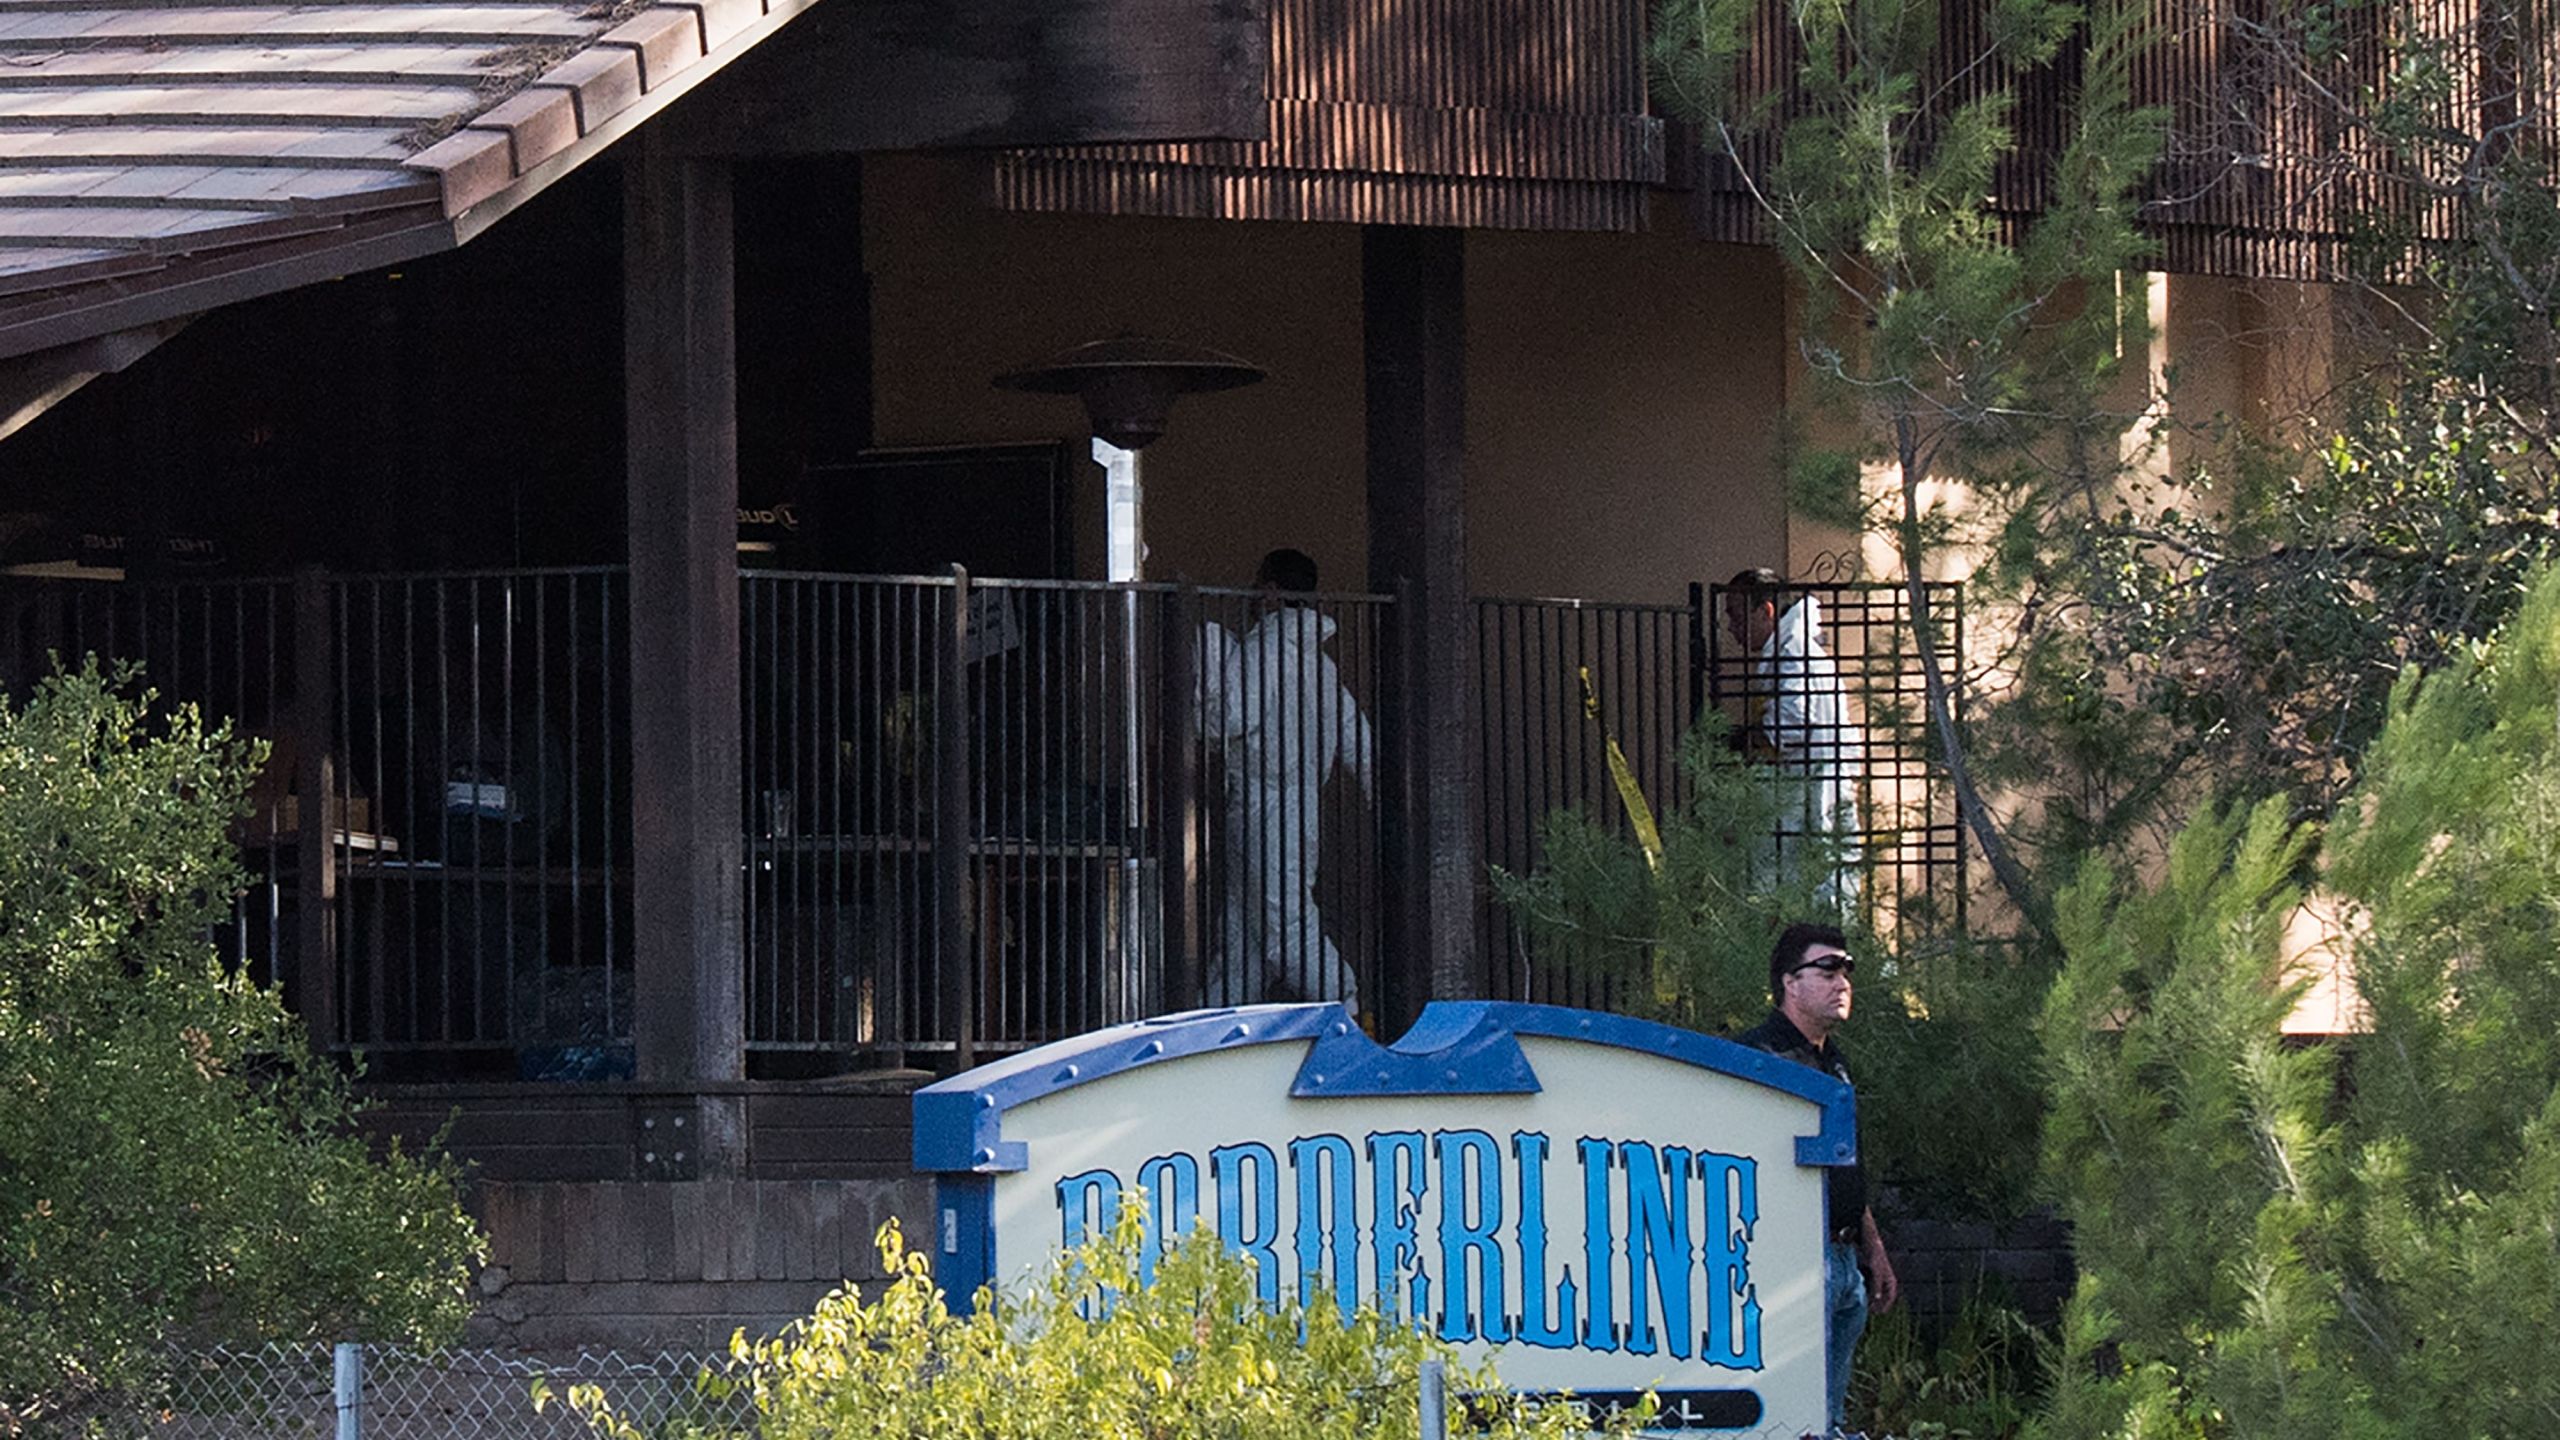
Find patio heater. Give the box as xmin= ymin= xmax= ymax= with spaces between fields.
xmin=994 ymin=336 xmax=1265 ymax=1019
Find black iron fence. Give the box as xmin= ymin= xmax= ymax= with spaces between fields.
xmin=740 ymin=572 xmax=1389 ymax=1057
xmin=1474 ymin=580 xmax=1965 ymax=999
xmin=0 ymin=568 xmax=632 ymax=1076
xmin=330 ymin=570 xmax=631 ymax=1072
xmin=1704 ymin=579 xmax=1966 ymax=937
xmin=0 ymin=565 xmax=1956 ymax=1072
xmin=1474 ymin=595 xmax=1694 ymax=1008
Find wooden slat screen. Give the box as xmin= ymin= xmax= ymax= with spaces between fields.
xmin=992 ymin=0 xmax=2533 ymax=276
xmin=1686 ymin=0 xmax=2519 ymax=280
xmin=992 ymin=0 xmax=1665 ymax=233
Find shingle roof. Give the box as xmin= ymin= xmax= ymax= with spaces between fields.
xmin=0 ymin=0 xmax=810 ymax=361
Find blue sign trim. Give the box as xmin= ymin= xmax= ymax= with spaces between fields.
xmin=936 ymin=1174 xmax=995 ymax=1306
xmin=1289 ymin=1000 xmax=1541 ymax=1096
xmin=912 ymin=1001 xmax=1856 ymax=1175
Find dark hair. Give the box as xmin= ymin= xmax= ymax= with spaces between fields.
xmin=1257 ymin=547 xmax=1321 ymax=592
xmin=1769 ymin=921 xmax=1849 ymax=1000
xmin=1726 ymin=566 xmax=1784 ymax=591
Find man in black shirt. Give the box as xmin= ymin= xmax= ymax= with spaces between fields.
xmin=1738 ymin=922 xmax=1899 ymax=1435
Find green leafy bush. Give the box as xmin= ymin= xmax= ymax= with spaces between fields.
xmin=1494 ymin=722 xmax=2054 ymax=1220
xmin=1855 ymin=1292 xmax=2050 ymax=1440
xmin=0 ymin=664 xmax=481 ymax=1428
xmin=566 ymin=1206 xmax=1643 ymax=1440
xmin=2034 ymin=565 xmax=2560 ymax=1440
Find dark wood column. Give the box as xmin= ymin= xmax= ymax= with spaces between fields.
xmin=1365 ymin=225 xmax=1481 ymax=1016
xmin=624 ymin=133 xmax=745 ymax=1111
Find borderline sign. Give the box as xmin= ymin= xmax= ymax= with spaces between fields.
xmin=913 ymin=1000 xmax=1853 ymax=1435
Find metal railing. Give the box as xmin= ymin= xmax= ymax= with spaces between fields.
xmin=1474 ymin=581 xmax=1966 ymax=997
xmin=0 ymin=568 xmax=634 ymax=1073
xmin=740 ymin=572 xmax=1389 ymax=1056
xmin=1474 ymin=595 xmax=1694 ymax=1008
xmin=0 ymin=564 xmax=1957 ymax=1073
xmin=331 ymin=570 xmax=632 ymax=1071
xmin=1705 ymin=579 xmax=1966 ymax=937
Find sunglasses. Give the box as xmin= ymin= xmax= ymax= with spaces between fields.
xmin=1789 ymin=955 xmax=1856 ymax=979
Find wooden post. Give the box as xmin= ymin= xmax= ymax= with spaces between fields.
xmin=1364 ymin=225 xmax=1481 ymax=1015
xmin=625 ymin=135 xmax=745 ymax=1119
xmin=291 ymin=565 xmax=339 ymax=1049
xmin=936 ymin=565 xmax=974 ymax=1070
xmin=1376 ymin=575 xmax=1427 ymax=1026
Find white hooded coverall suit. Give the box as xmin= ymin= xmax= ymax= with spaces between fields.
xmin=1198 ymin=606 xmax=1375 ymax=1010
xmin=1750 ymin=593 xmax=1864 ymax=908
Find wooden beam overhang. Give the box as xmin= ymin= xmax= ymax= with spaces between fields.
xmin=662 ymin=0 xmax=1274 ymax=156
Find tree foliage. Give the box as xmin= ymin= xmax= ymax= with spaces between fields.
xmin=1652 ymin=0 xmax=2168 ymax=937
xmin=0 ymin=664 xmax=481 ymax=1428
xmin=1494 ymin=720 xmax=2051 ymax=1220
xmin=2035 ymin=566 xmax=2560 ymax=1439
xmin=1973 ymin=0 xmax=2560 ymax=856
xmin=565 ymin=1206 xmax=1641 ymax=1440
xmin=2050 ymin=0 xmax=2560 ymax=827
xmin=1656 ymin=0 xmax=2560 ymax=909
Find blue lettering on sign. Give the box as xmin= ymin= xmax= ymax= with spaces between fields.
xmin=1578 ymin=1136 xmax=1620 ymax=1352
xmin=1210 ymin=1141 xmax=1282 ymax=1308
xmin=1623 ymin=1141 xmax=1694 ymax=1359
xmin=1291 ymin=1134 xmax=1359 ymax=1320
xmin=1697 ymin=1151 xmax=1764 ymax=1369
xmin=1053 ymin=1127 xmax=1764 ymax=1373
xmin=1369 ymin=1130 xmax=1430 ymax=1325
xmin=1057 ymin=1168 xmax=1121 ymax=1250
xmin=1134 ymin=1152 xmax=1199 ymax=1286
xmin=1435 ymin=1129 xmax=1508 ymax=1344
xmin=1511 ymin=1131 xmax=1578 ymax=1350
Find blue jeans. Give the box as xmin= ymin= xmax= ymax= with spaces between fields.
xmin=1824 ymin=1240 xmax=1870 ymax=1435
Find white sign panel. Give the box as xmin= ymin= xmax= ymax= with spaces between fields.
xmin=913 ymin=1002 xmax=1855 ymax=1436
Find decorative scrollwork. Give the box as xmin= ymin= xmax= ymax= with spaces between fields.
xmin=1798 ymin=547 xmax=1863 ymax=583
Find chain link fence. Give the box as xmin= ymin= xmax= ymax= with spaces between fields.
xmin=48 ymin=1344 xmax=744 ymax=1440
xmin=40 ymin=1346 xmax=1849 ymax=1438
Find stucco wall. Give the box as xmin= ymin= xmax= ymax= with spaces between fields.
xmin=862 ymin=156 xmax=1792 ymax=606
xmin=1464 ymin=229 xmax=1790 ymax=602
xmin=863 ymin=154 xmax=1367 ymax=592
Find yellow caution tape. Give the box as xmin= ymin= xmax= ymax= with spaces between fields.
xmin=1579 ymin=665 xmax=1664 ymax=875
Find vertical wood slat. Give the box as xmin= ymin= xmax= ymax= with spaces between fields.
xmin=992 ymin=0 xmax=1659 ymax=233
xmin=1677 ymin=0 xmax=2515 ymax=280
xmin=997 ymin=0 xmax=2529 ymax=279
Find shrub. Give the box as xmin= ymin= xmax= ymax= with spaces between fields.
xmin=1855 ymin=1292 xmax=2050 ymax=1440
xmin=2034 ymin=565 xmax=2560 ymax=1439
xmin=0 ymin=664 xmax=481 ymax=1428
xmin=563 ymin=1205 xmax=1644 ymax=1440
xmin=1494 ymin=721 xmax=2054 ymax=1221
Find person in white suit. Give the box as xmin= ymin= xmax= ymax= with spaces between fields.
xmin=1198 ymin=549 xmax=1375 ymax=1011
xmin=1724 ymin=569 xmax=1864 ymax=910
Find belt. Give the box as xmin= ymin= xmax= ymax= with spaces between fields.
xmin=1830 ymin=1224 xmax=1860 ymax=1245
